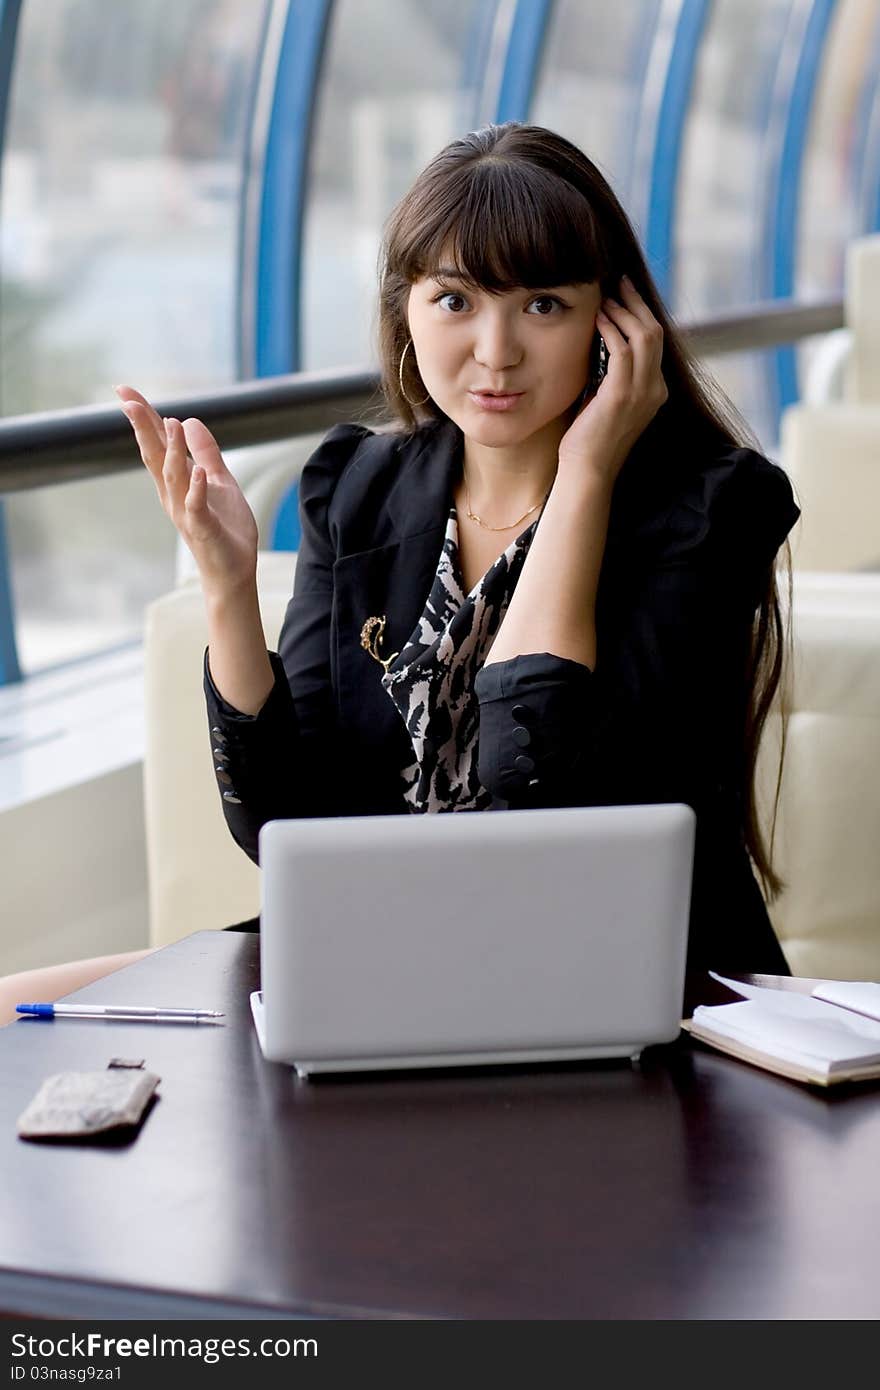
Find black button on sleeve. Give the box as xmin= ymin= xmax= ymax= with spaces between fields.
xmin=475 ymin=653 xmax=594 ymax=805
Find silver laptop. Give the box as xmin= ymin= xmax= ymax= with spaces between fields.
xmin=250 ymin=803 xmax=695 ymax=1077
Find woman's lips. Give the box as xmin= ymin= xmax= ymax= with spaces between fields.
xmin=468 ymin=391 xmax=525 ymax=411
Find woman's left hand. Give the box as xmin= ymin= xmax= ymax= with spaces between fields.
xmin=557 ymin=275 xmax=668 ymax=488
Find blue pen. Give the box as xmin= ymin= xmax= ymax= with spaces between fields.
xmin=16 ymin=1003 xmax=224 ymax=1022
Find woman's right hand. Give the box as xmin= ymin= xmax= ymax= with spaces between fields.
xmin=115 ymin=384 xmax=259 ymax=596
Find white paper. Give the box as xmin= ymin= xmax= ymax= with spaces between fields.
xmin=811 ymin=980 xmax=880 ymax=1023
xmin=691 ymin=999 xmax=880 ymax=1073
xmin=708 ymin=973 xmax=880 ymax=1039
xmin=694 ymin=974 xmax=880 ymax=1075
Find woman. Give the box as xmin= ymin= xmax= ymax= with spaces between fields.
xmin=0 ymin=122 xmax=800 ymax=1023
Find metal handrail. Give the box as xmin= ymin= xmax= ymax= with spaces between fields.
xmin=0 ymin=297 xmax=845 ymax=493
xmin=685 ymin=296 xmax=843 ymax=355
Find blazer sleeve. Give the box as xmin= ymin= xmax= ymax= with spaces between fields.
xmin=473 ymin=448 xmax=801 ymax=812
xmin=203 ymin=421 xmax=372 ymax=862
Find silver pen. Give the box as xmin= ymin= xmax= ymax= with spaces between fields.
xmin=16 ymin=1002 xmax=224 ymax=1022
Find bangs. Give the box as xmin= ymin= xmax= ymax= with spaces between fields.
xmin=396 ymin=159 xmax=609 ymax=290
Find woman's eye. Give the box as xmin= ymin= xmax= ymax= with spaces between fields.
xmin=433 ymin=292 xmax=468 ymax=312
xmin=527 ymin=296 xmax=564 ymax=315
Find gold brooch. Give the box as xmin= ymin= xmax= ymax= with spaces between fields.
xmin=360 ymin=615 xmax=399 ymax=673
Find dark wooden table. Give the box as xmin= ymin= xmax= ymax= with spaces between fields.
xmin=0 ymin=931 xmax=878 ymax=1320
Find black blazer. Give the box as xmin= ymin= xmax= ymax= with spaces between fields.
xmin=204 ymin=414 xmax=801 ymax=980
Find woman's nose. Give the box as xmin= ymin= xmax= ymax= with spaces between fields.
xmin=473 ymin=316 xmax=523 ymax=371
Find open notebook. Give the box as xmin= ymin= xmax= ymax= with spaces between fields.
xmin=683 ymin=974 xmax=880 ymax=1086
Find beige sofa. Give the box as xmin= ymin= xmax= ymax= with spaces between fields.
xmin=143 ymin=551 xmax=294 ymax=947
xmin=780 ymin=404 xmax=880 ymax=572
xmin=760 ymin=232 xmax=880 ymax=973
xmin=780 ymin=233 xmax=880 ymax=573
xmin=754 ymin=572 xmax=880 ymax=978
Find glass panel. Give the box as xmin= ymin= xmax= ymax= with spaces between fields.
xmin=675 ymin=0 xmax=794 ymax=450
xmin=2 ymin=0 xmax=269 ymax=672
xmin=795 ymin=0 xmax=880 ymax=393
xmin=301 ymin=0 xmax=496 ymax=370
xmin=530 ymin=0 xmax=663 ymax=214
xmin=7 ymin=470 xmax=172 ymax=672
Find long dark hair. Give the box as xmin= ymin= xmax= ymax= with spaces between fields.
xmin=371 ymin=121 xmax=792 ymax=902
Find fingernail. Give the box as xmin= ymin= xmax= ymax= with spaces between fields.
xmin=621 ymin=274 xmax=632 ymax=286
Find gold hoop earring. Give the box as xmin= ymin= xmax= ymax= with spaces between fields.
xmin=398 ymin=337 xmax=430 ymax=407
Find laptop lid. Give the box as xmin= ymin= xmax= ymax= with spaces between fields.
xmin=256 ymin=802 xmax=695 ymax=1073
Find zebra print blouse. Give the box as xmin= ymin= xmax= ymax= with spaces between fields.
xmin=380 ymin=503 xmax=541 ymax=813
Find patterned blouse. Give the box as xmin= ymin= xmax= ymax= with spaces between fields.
xmin=380 ymin=503 xmax=542 ymax=813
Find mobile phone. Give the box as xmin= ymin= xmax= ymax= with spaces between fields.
xmin=590 ymin=330 xmax=609 ymax=386
xmin=573 ymin=332 xmax=609 ymax=410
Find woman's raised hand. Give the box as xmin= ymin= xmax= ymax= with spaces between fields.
xmin=557 ymin=275 xmax=668 ymax=488
xmin=114 ymin=385 xmax=259 ymax=596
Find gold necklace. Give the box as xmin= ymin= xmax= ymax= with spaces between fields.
xmin=462 ymin=465 xmax=552 ymax=532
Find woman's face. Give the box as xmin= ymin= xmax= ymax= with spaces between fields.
xmin=406 ymin=256 xmax=602 ymax=441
